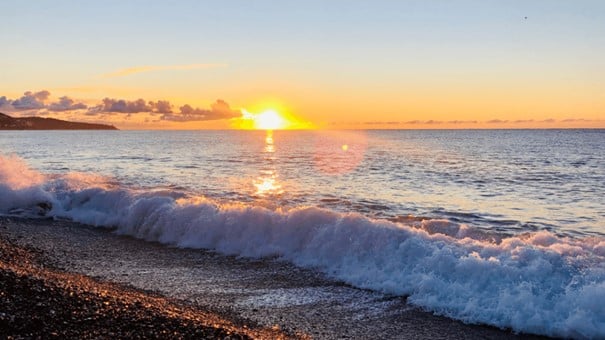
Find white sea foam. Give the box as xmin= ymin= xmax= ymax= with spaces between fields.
xmin=1 ymin=154 xmax=604 ymax=338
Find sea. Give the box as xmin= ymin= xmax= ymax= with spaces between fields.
xmin=1 ymin=129 xmax=604 ymax=337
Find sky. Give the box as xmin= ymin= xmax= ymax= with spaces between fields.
xmin=1 ymin=0 xmax=604 ymax=129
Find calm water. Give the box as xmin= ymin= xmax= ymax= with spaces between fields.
xmin=1 ymin=129 xmax=603 ymax=236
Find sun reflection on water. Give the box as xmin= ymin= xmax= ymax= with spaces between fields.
xmin=254 ymin=130 xmax=283 ymax=196
xmin=264 ymin=130 xmax=275 ymax=153
xmin=254 ymin=171 xmax=283 ymax=196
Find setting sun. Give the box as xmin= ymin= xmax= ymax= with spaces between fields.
xmin=234 ymin=107 xmax=312 ymax=130
xmin=255 ymin=110 xmax=285 ymax=130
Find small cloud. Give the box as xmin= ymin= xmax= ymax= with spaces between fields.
xmin=447 ymin=120 xmax=478 ymax=124
xmin=424 ymin=120 xmax=443 ymax=125
xmin=102 ymin=63 xmax=228 ymax=78
xmin=562 ymin=118 xmax=588 ymax=123
xmin=161 ymin=99 xmax=241 ymax=122
xmin=487 ymin=119 xmax=509 ymax=124
xmin=11 ymin=90 xmax=50 ymax=110
xmin=402 ymin=120 xmax=444 ymax=125
xmin=89 ymin=98 xmax=153 ymax=114
xmin=539 ymin=118 xmax=556 ymax=123
xmin=48 ymin=96 xmax=87 ymax=112
xmin=513 ymin=119 xmax=534 ymax=123
xmin=363 ymin=121 xmax=400 ymax=125
xmin=150 ymin=100 xmax=172 ymax=114
xmin=0 ymin=96 xmax=11 ymax=108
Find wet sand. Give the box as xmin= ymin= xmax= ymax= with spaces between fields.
xmin=0 ymin=217 xmax=546 ymax=339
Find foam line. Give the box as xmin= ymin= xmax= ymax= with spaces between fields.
xmin=1 ymin=154 xmax=604 ymax=338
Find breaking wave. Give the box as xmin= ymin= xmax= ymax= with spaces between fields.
xmin=1 ymin=154 xmax=604 ymax=338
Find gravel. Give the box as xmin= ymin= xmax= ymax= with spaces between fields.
xmin=0 ymin=234 xmax=287 ymax=339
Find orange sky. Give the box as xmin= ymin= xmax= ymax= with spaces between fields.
xmin=1 ymin=1 xmax=603 ymax=129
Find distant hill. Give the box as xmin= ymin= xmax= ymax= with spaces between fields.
xmin=0 ymin=112 xmax=117 ymax=130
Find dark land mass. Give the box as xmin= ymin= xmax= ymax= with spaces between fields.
xmin=0 ymin=112 xmax=117 ymax=130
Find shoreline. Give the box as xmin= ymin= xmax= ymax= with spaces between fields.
xmin=0 ymin=227 xmax=288 ymax=339
xmin=0 ymin=216 xmax=546 ymax=339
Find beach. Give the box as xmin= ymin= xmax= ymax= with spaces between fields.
xmin=1 ymin=130 xmax=603 ymax=338
xmin=0 ymin=218 xmax=289 ymax=339
xmin=3 ymin=1 xmax=604 ymax=338
xmin=0 ymin=216 xmax=543 ymax=339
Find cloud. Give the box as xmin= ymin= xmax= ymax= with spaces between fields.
xmin=85 ymin=98 xmax=164 ymax=115
xmin=90 ymin=98 xmax=153 ymax=114
xmin=357 ymin=119 xmax=581 ymax=127
xmin=81 ymin=96 xmax=241 ymax=122
xmin=10 ymin=90 xmax=50 ymax=110
xmin=562 ymin=118 xmax=590 ymax=123
xmin=447 ymin=120 xmax=478 ymax=124
xmin=0 ymin=96 xmax=10 ymax=108
xmin=403 ymin=120 xmax=478 ymax=125
xmin=151 ymin=100 xmax=172 ymax=114
xmin=0 ymin=90 xmax=86 ymax=114
xmin=363 ymin=121 xmax=400 ymax=125
xmin=361 ymin=120 xmax=481 ymax=126
xmin=102 ymin=63 xmax=228 ymax=78
xmin=512 ymin=119 xmax=558 ymax=124
xmin=48 ymin=96 xmax=88 ymax=111
xmin=401 ymin=120 xmax=444 ymax=125
xmin=161 ymin=99 xmax=241 ymax=122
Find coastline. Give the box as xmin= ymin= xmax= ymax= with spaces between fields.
xmin=0 ymin=217 xmax=546 ymax=339
xmin=0 ymin=224 xmax=287 ymax=339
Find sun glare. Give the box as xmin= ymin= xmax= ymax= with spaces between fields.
xmin=255 ymin=109 xmax=285 ymax=130
xmin=235 ymin=105 xmax=312 ymax=130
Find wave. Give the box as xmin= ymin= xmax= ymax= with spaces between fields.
xmin=1 ymin=154 xmax=604 ymax=338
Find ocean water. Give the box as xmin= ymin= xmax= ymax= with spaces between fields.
xmin=1 ymin=129 xmax=604 ymax=337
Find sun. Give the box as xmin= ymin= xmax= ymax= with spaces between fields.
xmin=234 ymin=105 xmax=313 ymax=130
xmin=255 ymin=109 xmax=285 ymax=130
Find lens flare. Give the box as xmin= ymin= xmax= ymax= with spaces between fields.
xmin=313 ymin=131 xmax=368 ymax=175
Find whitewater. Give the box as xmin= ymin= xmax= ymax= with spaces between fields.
xmin=1 ymin=129 xmax=604 ymax=338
